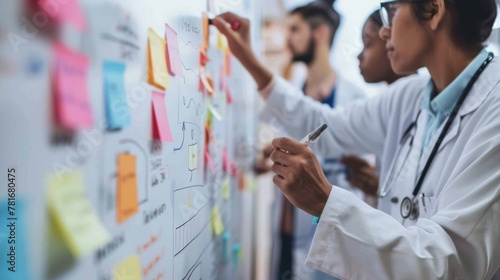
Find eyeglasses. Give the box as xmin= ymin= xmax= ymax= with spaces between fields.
xmin=380 ymin=0 xmax=427 ymax=28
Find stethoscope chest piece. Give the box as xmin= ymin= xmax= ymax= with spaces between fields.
xmin=400 ymin=197 xmax=419 ymax=220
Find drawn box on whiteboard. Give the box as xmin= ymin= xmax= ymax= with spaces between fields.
xmin=188 ymin=144 xmax=198 ymax=171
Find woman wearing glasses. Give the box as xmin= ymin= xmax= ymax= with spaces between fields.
xmin=213 ymin=0 xmax=499 ymax=279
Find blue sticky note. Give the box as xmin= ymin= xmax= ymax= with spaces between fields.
xmin=103 ymin=61 xmax=130 ymax=129
xmin=222 ymin=232 xmax=231 ymax=260
xmin=0 ymin=199 xmax=32 ymax=279
xmin=232 ymin=243 xmax=241 ymax=265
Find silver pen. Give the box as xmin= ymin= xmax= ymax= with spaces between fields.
xmin=300 ymin=124 xmax=328 ymax=146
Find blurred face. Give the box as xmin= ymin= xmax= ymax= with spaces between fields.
xmin=379 ymin=3 xmax=431 ymax=74
xmin=358 ymin=20 xmax=395 ymax=83
xmin=287 ymin=13 xmax=315 ymax=64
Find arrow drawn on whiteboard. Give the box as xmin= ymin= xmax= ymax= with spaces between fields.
xmin=173 ymin=122 xmax=186 ymax=152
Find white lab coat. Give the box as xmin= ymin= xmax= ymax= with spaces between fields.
xmin=268 ymin=77 xmax=366 ymax=280
xmin=261 ymin=59 xmax=500 ymax=279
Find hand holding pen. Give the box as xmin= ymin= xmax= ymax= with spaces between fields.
xmin=270 ymin=125 xmax=333 ymax=217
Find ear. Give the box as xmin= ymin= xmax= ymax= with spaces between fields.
xmin=313 ymin=24 xmax=330 ymax=44
xmin=428 ymin=0 xmax=446 ymax=30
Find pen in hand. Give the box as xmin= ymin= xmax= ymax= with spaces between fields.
xmin=300 ymin=124 xmax=328 ymax=146
xmin=277 ymin=124 xmax=328 ymax=155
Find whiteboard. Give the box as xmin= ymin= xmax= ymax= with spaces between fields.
xmin=0 ymin=0 xmax=261 ymax=279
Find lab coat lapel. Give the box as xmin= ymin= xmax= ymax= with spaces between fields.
xmin=416 ymin=63 xmax=499 ymax=176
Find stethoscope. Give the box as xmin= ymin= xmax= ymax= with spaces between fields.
xmin=378 ymin=52 xmax=494 ymax=220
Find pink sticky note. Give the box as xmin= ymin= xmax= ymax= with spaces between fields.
xmin=53 ymin=42 xmax=93 ymax=129
xmin=205 ymin=150 xmax=216 ymax=175
xmin=165 ymin=24 xmax=183 ymax=77
xmin=39 ymin=0 xmax=87 ymax=30
xmin=225 ymin=84 xmax=233 ymax=105
xmin=151 ymin=91 xmax=173 ymax=142
xmin=222 ymin=147 xmax=230 ymax=173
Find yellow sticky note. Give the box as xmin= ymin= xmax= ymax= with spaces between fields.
xmin=217 ymin=31 xmax=227 ymax=51
xmin=211 ymin=206 xmax=225 ymax=236
xmin=47 ymin=172 xmax=111 ymax=258
xmin=148 ymin=28 xmax=169 ymax=90
xmin=222 ymin=177 xmax=230 ymax=201
xmin=113 ymin=255 xmax=142 ymax=280
xmin=117 ymin=154 xmax=139 ymax=224
xmin=246 ymin=175 xmax=256 ymax=191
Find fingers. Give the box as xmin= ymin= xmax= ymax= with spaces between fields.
xmin=213 ymin=12 xmax=248 ymax=37
xmin=270 ymin=148 xmax=293 ymax=166
xmin=272 ymin=174 xmax=285 ymax=187
xmin=272 ymin=137 xmax=305 ymax=155
xmin=262 ymin=143 xmax=274 ymax=158
xmin=215 ymin=12 xmax=245 ymax=25
xmin=271 ymin=162 xmax=290 ymax=180
xmin=212 ymin=17 xmax=234 ymax=38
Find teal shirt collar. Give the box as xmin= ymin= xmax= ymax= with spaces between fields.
xmin=422 ymin=49 xmax=490 ymax=116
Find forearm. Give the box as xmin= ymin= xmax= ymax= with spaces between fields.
xmin=238 ymin=51 xmax=273 ymax=97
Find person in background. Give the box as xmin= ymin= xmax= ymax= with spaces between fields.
xmin=263 ymin=1 xmax=366 ymax=279
xmin=340 ymin=9 xmax=411 ymax=204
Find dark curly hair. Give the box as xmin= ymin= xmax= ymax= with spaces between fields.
xmin=411 ymin=0 xmax=497 ymax=51
xmin=290 ymin=0 xmax=341 ymax=47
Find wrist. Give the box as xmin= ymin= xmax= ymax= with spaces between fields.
xmin=314 ymin=184 xmax=332 ymax=217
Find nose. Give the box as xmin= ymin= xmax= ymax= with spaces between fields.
xmin=379 ymin=26 xmax=390 ymax=41
xmin=357 ymin=51 xmax=362 ymax=62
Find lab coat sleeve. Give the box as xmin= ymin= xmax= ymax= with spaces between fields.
xmin=305 ymin=104 xmax=500 ymax=279
xmin=260 ymin=76 xmax=397 ymax=158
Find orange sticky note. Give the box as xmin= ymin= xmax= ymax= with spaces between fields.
xmin=202 ymin=12 xmax=209 ymax=49
xmin=53 ymin=42 xmax=93 ymax=129
xmin=165 ymin=24 xmax=183 ymax=77
xmin=117 ymin=154 xmax=139 ymax=224
xmin=148 ymin=28 xmax=169 ymax=90
xmin=151 ymin=91 xmax=174 ymax=142
xmin=200 ymin=48 xmax=211 ymax=67
xmin=38 ymin=0 xmax=87 ymax=30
